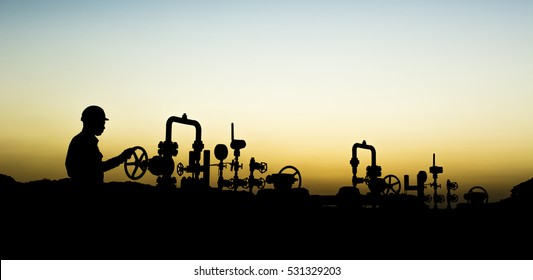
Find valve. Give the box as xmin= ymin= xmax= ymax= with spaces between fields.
xmin=210 ymin=122 xmax=250 ymax=192
xmin=429 ymin=153 xmax=444 ymax=209
xmin=434 ymin=194 xmax=445 ymax=204
xmin=247 ymin=157 xmax=268 ymax=192
xmin=265 ymin=165 xmax=302 ymax=191
xmin=228 ymin=177 xmax=247 ymax=189
xmin=366 ymin=165 xmax=382 ymax=179
xmin=155 ymin=114 xmax=204 ymax=188
xmin=147 ymin=155 xmax=174 ymax=176
xmin=158 ymin=140 xmax=178 ymax=157
xmin=212 ymin=144 xmax=230 ymax=189
xmin=217 ymin=176 xmax=232 ymax=189
xmin=353 ymin=176 xmax=365 ymax=185
xmin=447 ymin=193 xmax=459 ymax=203
xmin=228 ymin=123 xmax=246 ymax=191
xmin=447 ymin=180 xmax=459 ymax=191
xmin=123 ymin=146 xmax=149 ymax=180
xmin=446 ymin=179 xmax=460 ymax=209
xmin=382 ymin=174 xmax=402 ymax=195
xmin=248 ymin=177 xmax=266 ymax=189
xmin=230 ymin=159 xmax=243 ymax=172
xmin=176 ymin=162 xmax=185 ymax=176
xmin=250 ymin=157 xmax=268 ymax=174
xmin=464 ymin=186 xmax=489 ymax=205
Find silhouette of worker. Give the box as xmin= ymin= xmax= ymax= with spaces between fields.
xmin=65 ymin=105 xmax=135 ymax=188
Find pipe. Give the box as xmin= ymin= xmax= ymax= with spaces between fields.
xmin=203 ymin=150 xmax=210 ymax=187
xmin=352 ymin=141 xmax=377 ymax=166
xmin=165 ymin=114 xmax=204 ymax=180
xmin=165 ymin=114 xmax=202 ymax=144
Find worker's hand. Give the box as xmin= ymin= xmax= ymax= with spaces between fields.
xmin=120 ymin=147 xmax=136 ymax=161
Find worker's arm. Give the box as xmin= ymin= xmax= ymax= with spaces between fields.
xmin=102 ymin=147 xmax=136 ymax=172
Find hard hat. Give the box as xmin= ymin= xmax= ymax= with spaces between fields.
xmin=81 ymin=105 xmax=109 ymax=122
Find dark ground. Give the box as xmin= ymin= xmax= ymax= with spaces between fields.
xmin=1 ymin=175 xmax=531 ymax=260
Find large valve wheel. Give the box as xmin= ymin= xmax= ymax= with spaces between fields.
xmin=382 ymin=174 xmax=401 ymax=195
xmin=279 ymin=165 xmax=302 ymax=189
xmin=464 ymin=186 xmax=489 ymax=204
xmin=124 ymin=146 xmax=148 ymax=180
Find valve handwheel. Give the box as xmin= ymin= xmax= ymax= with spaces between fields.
xmin=465 ymin=186 xmax=489 ymax=204
xmin=435 ymin=194 xmax=446 ymax=203
xmin=176 ymin=162 xmax=185 ymax=176
xmin=279 ymin=165 xmax=302 ymax=189
xmin=447 ymin=180 xmax=459 ymax=191
xmin=383 ymin=174 xmax=401 ymax=195
xmin=258 ymin=177 xmax=266 ymax=189
xmin=124 ymin=146 xmax=148 ymax=180
xmin=448 ymin=193 xmax=459 ymax=203
xmin=249 ymin=177 xmax=266 ymax=189
xmin=259 ymin=162 xmax=268 ymax=174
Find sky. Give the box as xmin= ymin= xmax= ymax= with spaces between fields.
xmin=1 ymin=0 xmax=532 ymax=203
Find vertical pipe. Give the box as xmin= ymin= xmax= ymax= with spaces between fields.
xmin=404 ymin=175 xmax=409 ymax=195
xmin=203 ymin=150 xmax=210 ymax=187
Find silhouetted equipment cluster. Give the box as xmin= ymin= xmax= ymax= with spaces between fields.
xmin=123 ymin=114 xmax=303 ymax=195
xmin=120 ymin=114 xmax=499 ymax=210
xmin=212 ymin=123 xmax=269 ymax=192
xmin=337 ymin=140 xmax=471 ymax=209
xmin=124 ymin=114 xmax=209 ymax=189
xmin=2 ymin=115 xmax=532 ymax=261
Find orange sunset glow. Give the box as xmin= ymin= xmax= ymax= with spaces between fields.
xmin=1 ymin=0 xmax=532 ymax=203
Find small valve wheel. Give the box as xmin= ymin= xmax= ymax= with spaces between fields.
xmin=176 ymin=162 xmax=185 ymax=176
xmin=447 ymin=180 xmax=459 ymax=191
xmin=448 ymin=193 xmax=459 ymax=203
xmin=259 ymin=162 xmax=268 ymax=174
xmin=124 ymin=146 xmax=148 ymax=180
xmin=257 ymin=177 xmax=266 ymax=189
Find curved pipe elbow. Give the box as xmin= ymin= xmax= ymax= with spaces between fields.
xmin=352 ymin=142 xmax=377 ymax=166
xmin=165 ymin=115 xmax=203 ymax=143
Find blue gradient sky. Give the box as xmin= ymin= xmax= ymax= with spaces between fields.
xmin=1 ymin=0 xmax=532 ymax=202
